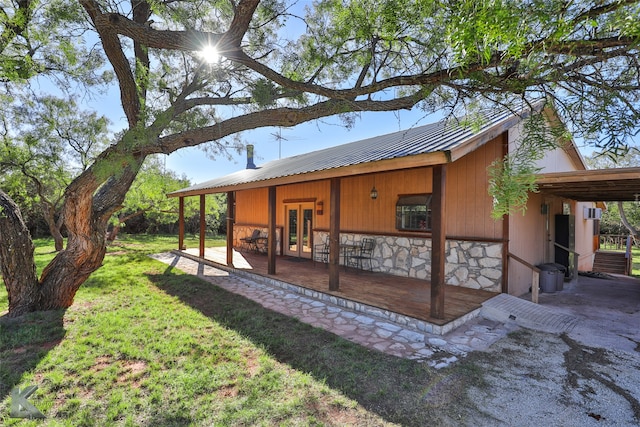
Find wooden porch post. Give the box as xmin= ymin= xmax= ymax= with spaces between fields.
xmin=329 ymin=178 xmax=340 ymax=291
xmin=430 ymin=164 xmax=446 ymax=319
xmin=501 ymin=131 xmax=510 ymax=294
xmin=226 ymin=191 xmax=235 ymax=266
xmin=267 ymin=186 xmax=277 ymax=274
xmin=199 ymin=194 xmax=206 ymax=257
xmin=178 ymin=196 xmax=185 ymax=250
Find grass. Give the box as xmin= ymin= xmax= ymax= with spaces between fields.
xmin=0 ymin=234 xmax=482 ymax=426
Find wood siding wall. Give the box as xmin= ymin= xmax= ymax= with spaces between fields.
xmin=235 ymin=135 xmax=504 ymax=241
xmin=446 ymin=137 xmax=503 ymax=238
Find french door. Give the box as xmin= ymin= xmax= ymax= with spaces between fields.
xmin=284 ymin=203 xmax=314 ymax=258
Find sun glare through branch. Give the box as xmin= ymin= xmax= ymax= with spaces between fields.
xmin=199 ymin=45 xmax=219 ymax=64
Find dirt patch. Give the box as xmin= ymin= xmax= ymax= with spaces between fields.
xmin=561 ymin=333 xmax=640 ymax=421
xmin=117 ymin=360 xmax=147 ymax=388
xmin=459 ymin=329 xmax=640 ymax=426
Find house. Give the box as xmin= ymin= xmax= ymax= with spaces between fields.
xmin=168 ymin=102 xmax=640 ymax=326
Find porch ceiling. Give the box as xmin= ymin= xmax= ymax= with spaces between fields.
xmin=535 ymin=167 xmax=640 ymax=202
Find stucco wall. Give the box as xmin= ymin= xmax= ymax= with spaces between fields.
xmin=573 ymin=201 xmax=597 ymax=271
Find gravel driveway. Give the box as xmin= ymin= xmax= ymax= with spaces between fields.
xmin=458 ymin=273 xmax=640 ymax=427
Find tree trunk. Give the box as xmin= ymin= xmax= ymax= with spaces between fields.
xmin=107 ymin=223 xmax=121 ymax=242
xmin=618 ymin=201 xmax=639 ymax=244
xmin=35 ymin=162 xmax=141 ymax=312
xmin=107 ymin=209 xmax=146 ymax=243
xmin=1 ymin=151 xmax=143 ymax=317
xmin=0 ymin=190 xmax=40 ymax=317
xmin=1 ymin=184 xmax=105 ymax=316
xmin=41 ymin=200 xmax=64 ymax=251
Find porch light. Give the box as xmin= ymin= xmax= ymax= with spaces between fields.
xmin=370 ymin=186 xmax=378 ymax=200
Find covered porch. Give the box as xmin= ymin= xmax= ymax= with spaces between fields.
xmin=176 ymin=245 xmax=498 ymax=334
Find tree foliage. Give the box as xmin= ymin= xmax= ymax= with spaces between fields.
xmin=0 ymin=95 xmax=111 ymax=249
xmin=1 ymin=0 xmax=640 ymax=315
xmin=109 ymin=155 xmax=219 ymax=238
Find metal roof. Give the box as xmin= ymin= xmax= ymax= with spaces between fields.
xmin=168 ymin=105 xmax=536 ymax=197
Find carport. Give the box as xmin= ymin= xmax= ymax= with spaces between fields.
xmin=536 ymin=167 xmax=640 ymax=202
xmin=536 ymin=166 xmax=640 ymax=278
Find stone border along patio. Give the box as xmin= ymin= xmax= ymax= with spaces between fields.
xmin=151 ymin=251 xmax=516 ymax=367
xmin=170 ymin=249 xmax=482 ymax=336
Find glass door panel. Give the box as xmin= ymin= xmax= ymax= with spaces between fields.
xmin=284 ymin=203 xmax=314 ymax=258
xmin=286 ymin=207 xmax=298 ymax=254
xmin=302 ymin=208 xmax=313 ymax=256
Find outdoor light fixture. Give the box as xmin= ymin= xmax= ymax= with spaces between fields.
xmin=316 ymin=201 xmax=324 ymax=215
xmin=370 ymin=186 xmax=378 ymax=200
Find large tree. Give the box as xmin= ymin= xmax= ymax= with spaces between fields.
xmin=1 ymin=0 xmax=640 ymax=316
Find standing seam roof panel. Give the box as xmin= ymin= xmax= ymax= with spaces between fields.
xmin=169 ymin=105 xmax=534 ymax=195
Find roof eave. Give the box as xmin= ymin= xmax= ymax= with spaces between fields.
xmin=167 ymin=151 xmax=450 ymax=197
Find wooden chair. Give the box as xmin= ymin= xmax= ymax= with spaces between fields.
xmin=346 ymin=238 xmax=375 ymax=270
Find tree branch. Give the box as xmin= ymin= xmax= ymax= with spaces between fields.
xmin=152 ymin=93 xmax=425 ymax=155
xmin=79 ymin=0 xmax=140 ymax=127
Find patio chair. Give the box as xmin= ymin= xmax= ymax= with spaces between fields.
xmin=313 ymin=242 xmax=330 ymax=267
xmin=240 ymin=229 xmax=261 ymax=251
xmin=346 ymin=238 xmax=375 ymax=270
xmin=255 ymin=234 xmax=268 ymax=254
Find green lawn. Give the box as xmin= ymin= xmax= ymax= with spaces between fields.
xmin=630 ymin=247 xmax=640 ymax=277
xmin=0 ymin=235 xmax=481 ymax=426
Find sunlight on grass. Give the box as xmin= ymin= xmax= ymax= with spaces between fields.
xmin=0 ymin=234 xmax=462 ymax=425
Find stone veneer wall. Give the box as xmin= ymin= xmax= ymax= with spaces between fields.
xmin=313 ymin=231 xmax=502 ymax=292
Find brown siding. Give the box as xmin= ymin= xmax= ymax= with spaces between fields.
xmin=278 ymin=181 xmax=330 ymax=229
xmin=340 ymin=170 xmax=432 ymax=233
xmin=236 ymin=182 xmax=331 ymax=229
xmin=235 ymin=188 xmax=269 ymax=224
xmin=234 ymin=135 xmax=503 ymax=240
xmin=447 ymin=136 xmax=503 ymax=239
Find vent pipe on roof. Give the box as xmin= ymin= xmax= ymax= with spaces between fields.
xmin=246 ymin=144 xmax=256 ymax=169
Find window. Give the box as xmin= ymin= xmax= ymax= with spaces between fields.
xmin=396 ymin=194 xmax=432 ymax=231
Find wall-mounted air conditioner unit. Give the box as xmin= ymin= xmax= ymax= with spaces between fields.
xmin=583 ymin=207 xmax=602 ymax=220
